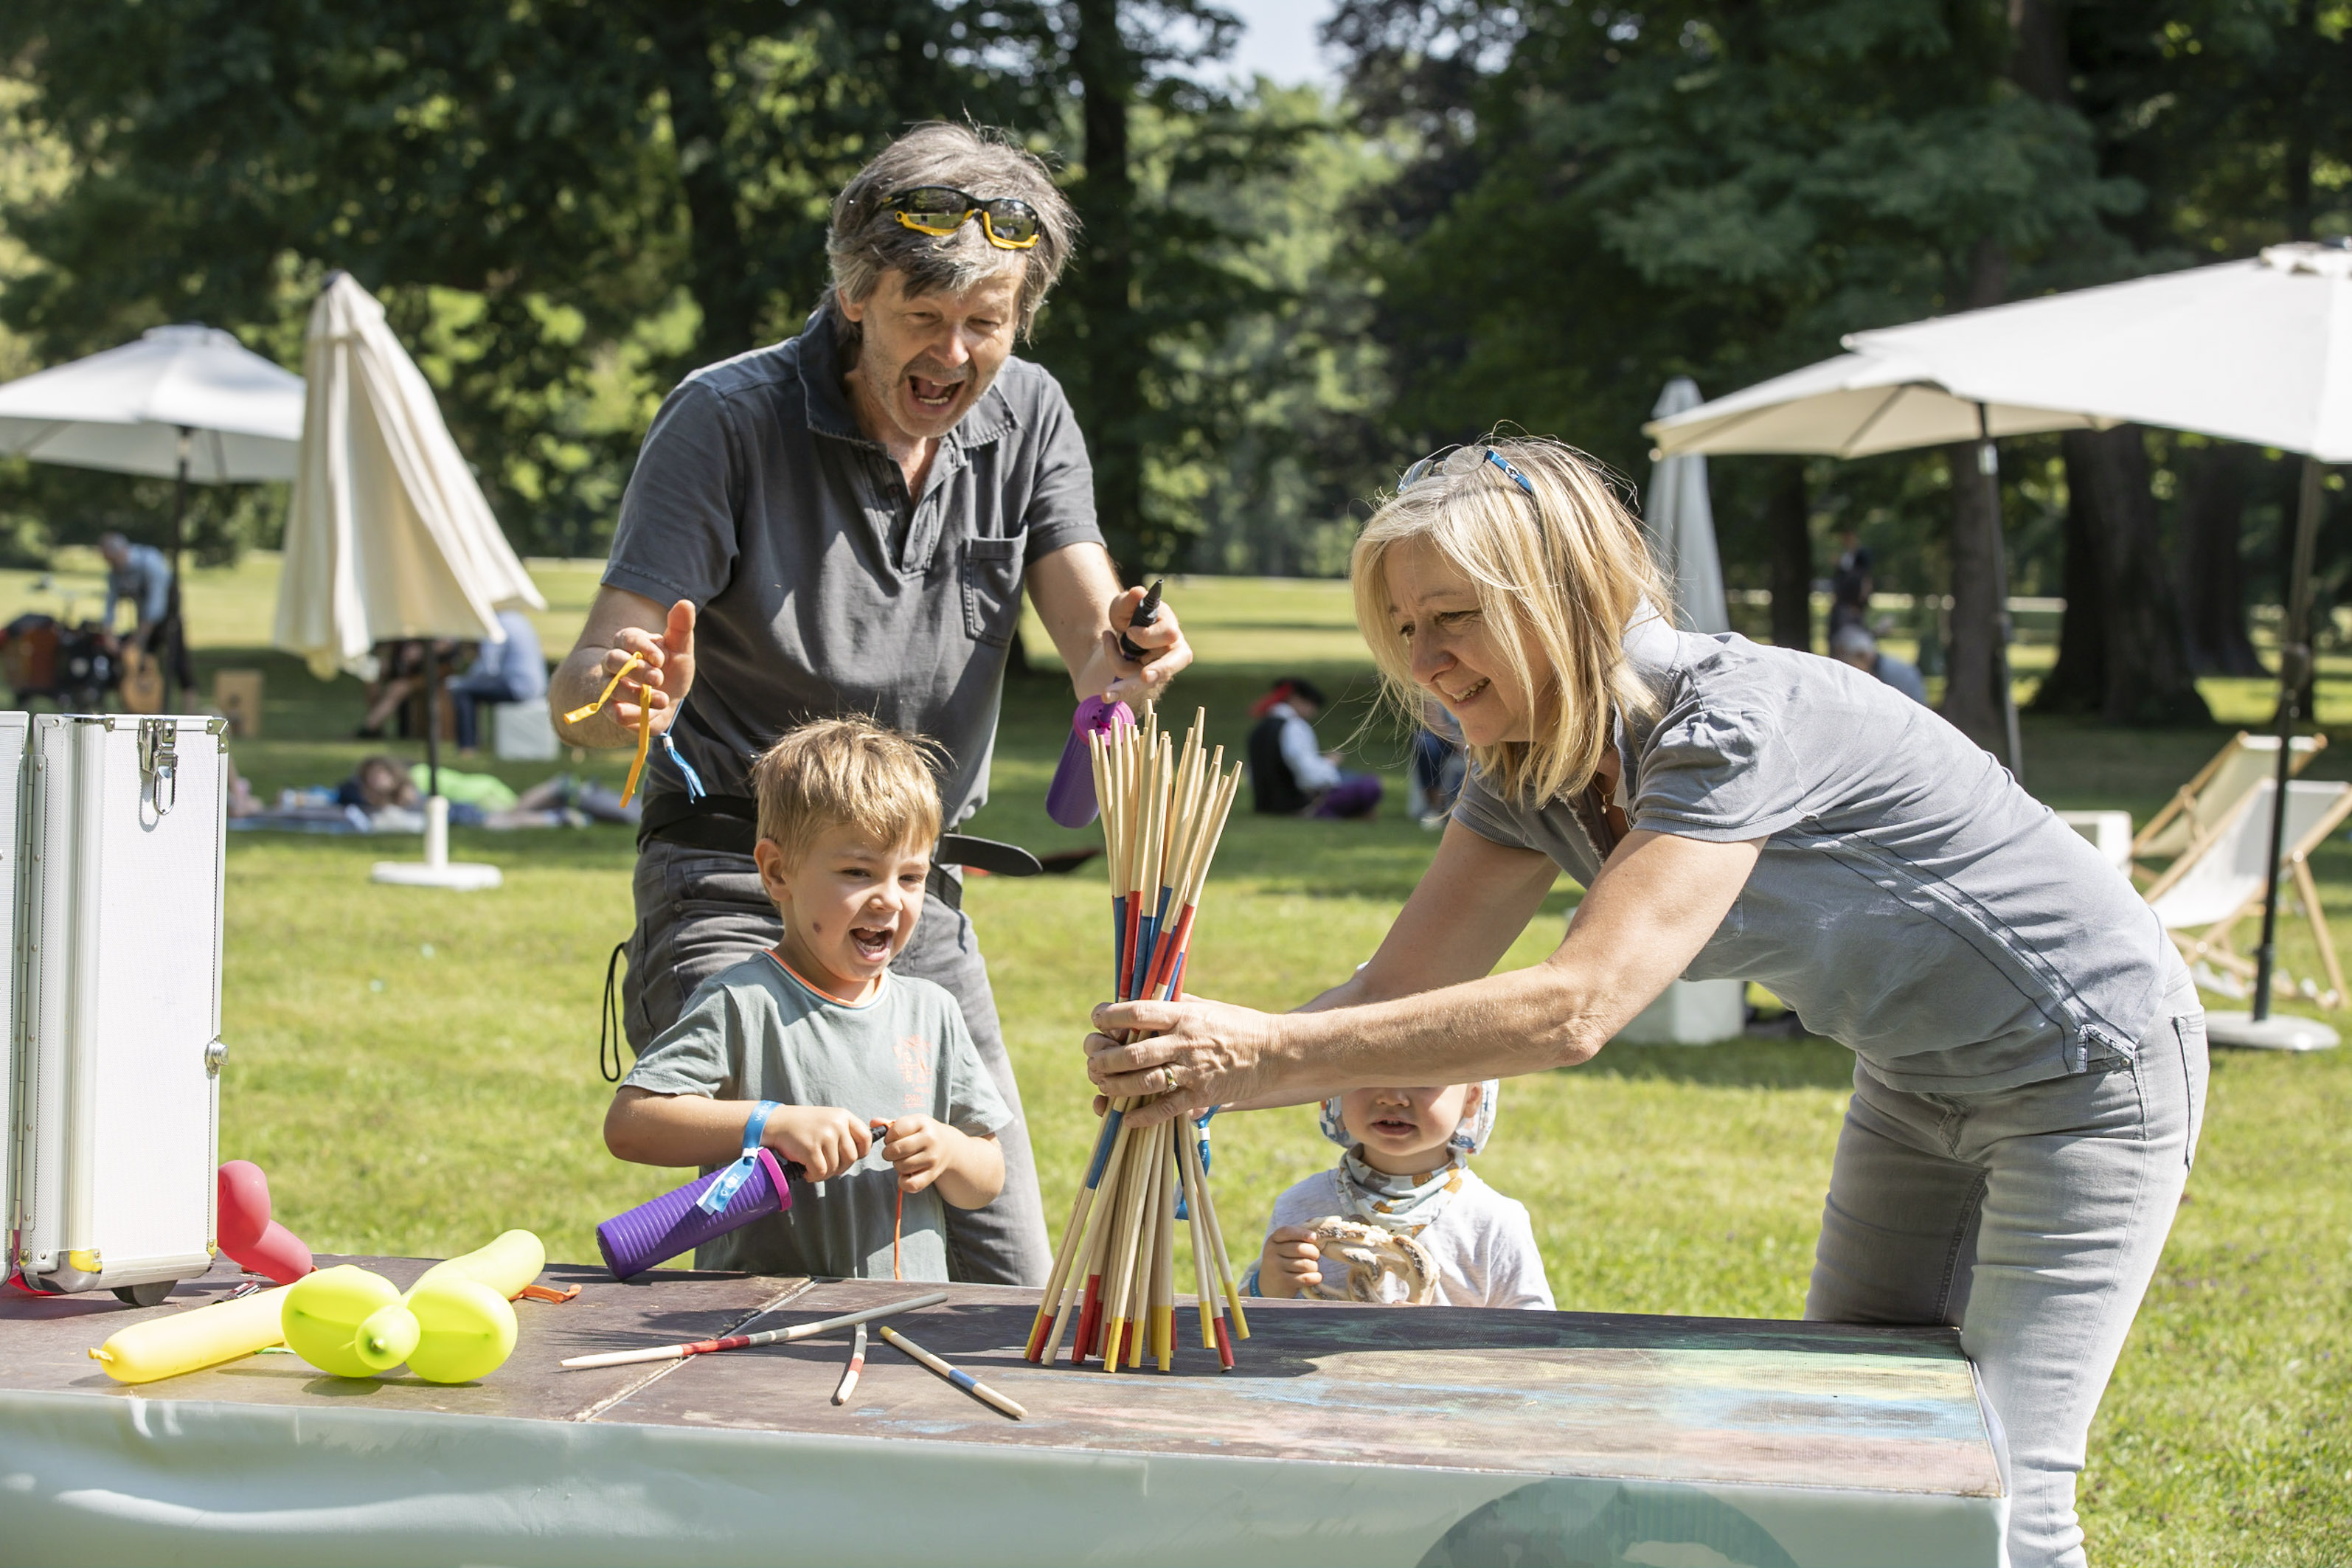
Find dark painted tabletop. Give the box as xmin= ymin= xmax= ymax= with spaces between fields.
xmin=1 ymin=1257 xmax=2001 ymax=1498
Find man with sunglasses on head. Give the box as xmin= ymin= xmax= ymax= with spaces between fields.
xmin=552 ymin=122 xmax=1191 ymax=1288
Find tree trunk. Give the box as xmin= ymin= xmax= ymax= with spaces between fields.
xmin=2176 ymin=443 xmax=2267 ymax=677
xmin=1072 ymin=0 xmax=1145 ymax=572
xmin=1942 ymin=442 xmax=2008 ymax=752
xmin=2063 ymin=426 xmax=2213 ymax=724
xmin=1766 ymin=458 xmax=1812 ymax=651
xmin=2033 ymin=467 xmax=2105 ymax=712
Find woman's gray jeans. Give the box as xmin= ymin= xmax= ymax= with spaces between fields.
xmin=1808 ymin=962 xmax=2207 ymax=1568
xmin=621 ymin=838 xmax=1052 ymax=1286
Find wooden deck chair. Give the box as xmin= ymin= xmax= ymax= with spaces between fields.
xmin=2143 ymin=777 xmax=2352 ymax=1007
xmin=2131 ymin=731 xmax=2326 ymax=882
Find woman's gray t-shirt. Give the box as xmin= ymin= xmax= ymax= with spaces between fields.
xmin=1454 ymin=625 xmax=2171 ymax=1092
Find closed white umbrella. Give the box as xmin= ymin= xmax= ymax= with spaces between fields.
xmin=1642 ymin=378 xmax=1732 ymax=634
xmin=1850 ymin=240 xmax=2352 ymax=1050
xmin=278 ymin=271 xmax=545 ymax=891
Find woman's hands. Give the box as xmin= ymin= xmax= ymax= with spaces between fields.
xmin=1084 ymin=996 xmax=1288 ymax=1127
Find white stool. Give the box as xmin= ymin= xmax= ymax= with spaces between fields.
xmin=2056 ymin=808 xmax=2133 ymax=870
xmin=493 ymin=700 xmax=560 ymax=761
xmin=1616 ymin=977 xmax=1748 ymax=1045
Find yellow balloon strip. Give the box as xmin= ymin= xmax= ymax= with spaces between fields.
xmin=562 ymin=653 xmax=644 ymax=726
xmin=561 ymin=654 xmax=655 ymax=807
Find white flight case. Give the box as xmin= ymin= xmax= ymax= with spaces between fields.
xmin=10 ymin=714 xmax=229 ymax=1305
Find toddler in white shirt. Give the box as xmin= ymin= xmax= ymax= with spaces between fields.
xmin=1245 ymin=1079 xmax=1554 ymax=1310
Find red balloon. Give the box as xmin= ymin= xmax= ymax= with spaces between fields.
xmin=216 ymin=1160 xmax=313 ymax=1283
xmin=237 ymin=1221 xmax=313 ymax=1286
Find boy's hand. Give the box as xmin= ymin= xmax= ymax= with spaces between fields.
xmin=876 ymin=1115 xmax=962 ymax=1195
xmin=1258 ymin=1224 xmax=1325 ymax=1299
xmin=763 ymin=1106 xmax=872 ymax=1182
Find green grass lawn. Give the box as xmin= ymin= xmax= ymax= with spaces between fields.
xmin=10 ymin=557 xmax=2349 ymax=1565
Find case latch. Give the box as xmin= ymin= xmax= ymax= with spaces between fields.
xmin=138 ymin=718 xmax=178 ymax=816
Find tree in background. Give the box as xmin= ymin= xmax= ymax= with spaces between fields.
xmin=0 ymin=0 xmax=1322 ymax=574
xmin=1324 ymin=0 xmax=2143 ymax=747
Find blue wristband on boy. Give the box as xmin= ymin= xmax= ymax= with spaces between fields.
xmin=695 ymin=1100 xmax=781 ymax=1215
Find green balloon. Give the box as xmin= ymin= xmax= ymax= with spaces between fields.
xmin=281 ymin=1266 xmax=403 ymax=1379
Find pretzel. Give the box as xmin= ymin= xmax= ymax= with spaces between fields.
xmin=1300 ymin=1216 xmax=1437 ymax=1306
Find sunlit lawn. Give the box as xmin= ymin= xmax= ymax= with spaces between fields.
xmin=10 ymin=555 xmax=2348 ymax=1566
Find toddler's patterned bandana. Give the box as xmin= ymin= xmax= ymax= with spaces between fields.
xmin=1316 ymin=1081 xmax=1499 ymax=1236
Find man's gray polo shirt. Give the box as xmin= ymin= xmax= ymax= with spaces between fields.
xmin=603 ymin=308 xmax=1102 ymax=823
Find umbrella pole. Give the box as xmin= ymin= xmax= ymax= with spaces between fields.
xmin=1976 ymin=406 xmax=2024 ymax=781
xmin=2249 ymin=457 xmax=2326 ymax=1022
xmin=423 ymin=642 xmax=443 ymax=802
xmin=164 ymin=426 xmax=190 ymax=710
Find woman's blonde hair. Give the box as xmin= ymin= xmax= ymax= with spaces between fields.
xmin=1350 ymin=435 xmax=1667 ymax=807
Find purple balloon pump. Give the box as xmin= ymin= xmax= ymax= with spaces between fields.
xmin=596 ymin=1112 xmax=898 ymax=1279
xmin=597 ymin=1147 xmax=794 ymax=1280
xmin=1047 ymin=694 xmax=1137 ymax=828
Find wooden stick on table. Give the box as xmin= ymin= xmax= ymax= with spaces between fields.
xmin=878 ymin=1325 xmax=1026 ymax=1420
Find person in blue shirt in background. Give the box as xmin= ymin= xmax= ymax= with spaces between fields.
xmin=449 ymin=607 xmax=547 ymax=754
xmin=1830 ymin=624 xmax=1928 ymax=705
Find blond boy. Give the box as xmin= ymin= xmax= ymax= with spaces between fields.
xmin=605 ymin=718 xmax=1006 ymax=1280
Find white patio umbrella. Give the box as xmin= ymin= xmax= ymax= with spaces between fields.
xmin=1642 ymin=378 xmax=1731 ymax=634
xmin=1852 ymin=240 xmax=2352 ymax=1050
xmin=1642 ymin=349 xmax=2063 ymax=779
xmin=1645 ymin=350 xmax=2117 ymax=459
xmin=0 ymin=323 xmax=306 ymax=701
xmin=278 ymin=271 xmax=545 ymax=892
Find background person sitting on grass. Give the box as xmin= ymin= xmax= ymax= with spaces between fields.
xmin=603 ymin=718 xmax=1007 ymax=1281
xmin=1245 ymin=676 xmax=1383 ymax=819
xmin=1245 ymin=1079 xmax=1553 ymax=1309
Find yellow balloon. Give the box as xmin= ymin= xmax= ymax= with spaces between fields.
xmin=89 ymin=1286 xmax=291 ymax=1384
xmin=402 ymin=1276 xmax=517 ymax=1384
xmin=282 ymin=1266 xmax=403 ymax=1379
xmin=411 ymin=1229 xmax=545 ymax=1301
xmin=355 ymin=1302 xmax=422 ymax=1372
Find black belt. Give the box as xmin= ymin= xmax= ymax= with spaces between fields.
xmin=637 ymin=794 xmax=1041 ymax=914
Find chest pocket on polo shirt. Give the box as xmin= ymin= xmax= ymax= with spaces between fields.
xmin=962 ymin=536 xmax=1024 ymax=647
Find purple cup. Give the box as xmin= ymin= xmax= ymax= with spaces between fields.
xmin=597 ymin=1148 xmax=794 ymax=1279
xmin=1047 ymin=695 xmax=1137 ymax=828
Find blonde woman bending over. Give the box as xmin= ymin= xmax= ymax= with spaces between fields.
xmin=1084 ymin=437 xmax=2202 ymax=1568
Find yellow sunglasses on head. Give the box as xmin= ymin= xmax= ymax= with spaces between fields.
xmin=887 ymin=186 xmax=1043 ymax=250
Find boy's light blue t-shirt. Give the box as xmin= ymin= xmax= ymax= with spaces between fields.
xmin=621 ymin=954 xmax=1011 ymax=1280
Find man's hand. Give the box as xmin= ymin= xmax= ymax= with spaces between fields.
xmin=1095 ymin=582 xmax=1190 ymax=707
xmin=763 ymin=1105 xmax=873 ymax=1183
xmin=553 ymin=589 xmax=697 ymax=749
xmin=1257 ymin=1225 xmax=1325 ymax=1299
xmin=1025 ymin=544 xmax=1193 ymax=709
xmin=877 ymin=1115 xmax=1005 ymax=1209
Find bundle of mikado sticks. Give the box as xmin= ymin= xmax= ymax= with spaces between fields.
xmin=1024 ymin=704 xmax=1252 ymax=1373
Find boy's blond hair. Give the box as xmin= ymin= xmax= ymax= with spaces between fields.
xmin=751 ymin=718 xmax=944 ymax=866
